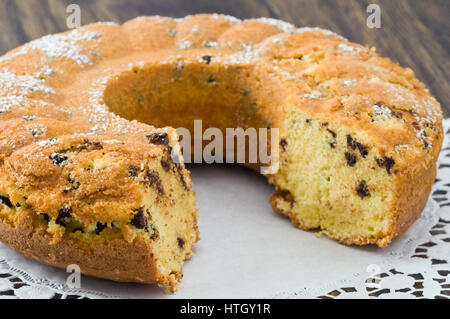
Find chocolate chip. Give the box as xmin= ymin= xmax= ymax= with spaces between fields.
xmin=167 ymin=29 xmax=177 ymax=37
xmin=356 ymin=180 xmax=370 ymax=198
xmin=128 ymin=165 xmax=138 ymax=177
xmin=49 ymin=153 xmax=68 ymax=166
xmin=201 ymin=55 xmax=212 ymax=64
xmin=15 ymin=202 xmax=21 ymax=208
xmin=150 ymin=226 xmax=159 ymax=241
xmin=207 ymin=76 xmax=216 ymax=84
xmin=393 ymin=111 xmax=403 ymax=119
xmin=55 ymin=207 xmax=72 ymax=226
xmin=161 ymin=159 xmax=171 ymax=172
xmin=345 ymin=152 xmax=357 ymax=167
xmin=177 ymin=237 xmax=185 ymax=249
xmin=346 ymin=135 xmax=355 ymax=149
xmin=327 ymin=128 xmax=337 ymax=138
xmin=0 ymin=196 xmax=13 ymax=208
xmin=146 ymin=132 xmax=169 ymax=145
xmin=241 ymin=89 xmax=250 ymax=97
xmin=357 ymin=144 xmax=368 ymax=158
xmin=42 ymin=214 xmax=50 ymax=222
xmin=329 ymin=141 xmax=336 ymax=148
xmin=77 ymin=139 xmax=103 ymax=152
xmin=346 ymin=135 xmax=368 ymax=158
xmin=306 ymin=118 xmax=312 ymax=124
xmin=95 ymin=222 xmax=107 ymax=235
xmin=145 ymin=170 xmax=164 ymax=195
xmin=67 ymin=174 xmax=80 ymax=191
xmin=30 ymin=128 xmax=44 ymax=137
xmin=83 ymin=139 xmax=102 ymax=148
xmin=58 ymin=207 xmax=72 ymax=219
xmin=55 ymin=218 xmax=66 ymax=227
xmin=376 ymin=157 xmax=395 ymax=174
xmin=130 ymin=208 xmax=147 ymax=229
xmin=322 ymin=122 xmax=329 ymax=127
xmin=177 ymin=168 xmax=188 ymax=190
xmin=169 ymin=155 xmax=189 ymax=190
xmin=280 ymin=139 xmax=287 ymax=151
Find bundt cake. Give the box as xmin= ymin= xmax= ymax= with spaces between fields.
xmin=0 ymin=14 xmax=443 ymax=291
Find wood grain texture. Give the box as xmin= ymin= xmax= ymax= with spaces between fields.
xmin=0 ymin=0 xmax=448 ymax=116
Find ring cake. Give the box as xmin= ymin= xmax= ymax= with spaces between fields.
xmin=0 ymin=14 xmax=443 ymax=291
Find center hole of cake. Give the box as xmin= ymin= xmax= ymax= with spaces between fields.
xmin=104 ymin=62 xmax=283 ymax=166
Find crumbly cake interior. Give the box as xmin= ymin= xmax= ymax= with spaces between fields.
xmin=271 ymin=109 xmax=394 ymax=245
xmin=0 ymin=14 xmax=443 ymax=291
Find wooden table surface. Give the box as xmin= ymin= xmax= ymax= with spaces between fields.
xmin=0 ymin=0 xmax=448 ymax=116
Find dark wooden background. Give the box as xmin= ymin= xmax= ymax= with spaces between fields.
xmin=0 ymin=0 xmax=448 ymax=116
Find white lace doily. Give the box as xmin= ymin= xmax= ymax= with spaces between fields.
xmin=1 ymin=120 xmax=449 ymax=299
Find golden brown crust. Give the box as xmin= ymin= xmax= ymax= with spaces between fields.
xmin=391 ymin=152 xmax=439 ymax=241
xmin=0 ymin=213 xmax=163 ymax=285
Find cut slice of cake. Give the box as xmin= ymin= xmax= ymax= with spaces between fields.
xmin=0 ymin=128 xmax=198 ymax=291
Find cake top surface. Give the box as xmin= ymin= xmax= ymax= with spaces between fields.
xmin=0 ymin=14 xmax=443 ymax=223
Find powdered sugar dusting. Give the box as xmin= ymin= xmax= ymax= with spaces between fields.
xmin=337 ymin=43 xmax=365 ymax=55
xmin=416 ymin=129 xmax=432 ymax=148
xmin=84 ymin=75 xmax=111 ymax=125
xmin=394 ymin=144 xmax=409 ymax=152
xmin=0 ymin=95 xmax=25 ymax=113
xmin=190 ymin=24 xmax=200 ymax=34
xmin=343 ymin=79 xmax=357 ymax=87
xmin=32 ymin=30 xmax=100 ymax=65
xmin=0 ymin=29 xmax=100 ymax=66
xmin=294 ymin=27 xmax=347 ymax=41
xmin=95 ymin=21 xmax=118 ymax=26
xmin=211 ymin=14 xmax=242 ymax=25
xmin=35 ymin=66 xmax=54 ymax=77
xmin=0 ymin=69 xmax=55 ymax=96
xmin=177 ymin=40 xmax=192 ymax=50
xmin=0 ymin=95 xmax=49 ymax=114
xmin=36 ymin=138 xmax=58 ymax=147
xmin=224 ymin=48 xmax=260 ymax=65
xmin=255 ymin=18 xmax=295 ymax=33
xmin=303 ymin=93 xmax=321 ymax=100
xmin=202 ymin=40 xmax=218 ymax=48
xmin=373 ymin=103 xmax=392 ymax=118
